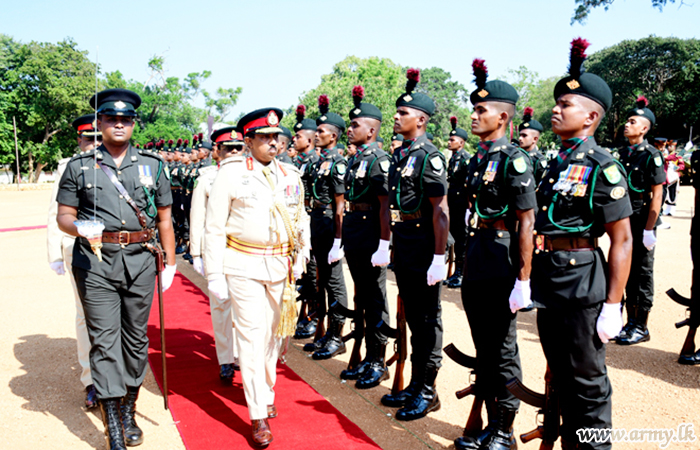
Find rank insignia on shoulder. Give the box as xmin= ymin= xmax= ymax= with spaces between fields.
xmin=610 ymin=186 xmax=625 ymax=200
xmin=379 ymin=160 xmax=391 ymax=173
xmin=430 ymin=155 xmax=444 ymax=170
xmin=512 ymin=156 xmax=527 ymax=174
xmin=603 ymin=165 xmax=622 ymax=184
xmin=654 ymin=155 xmax=662 ymax=167
xmin=576 ymin=152 xmax=585 ymax=160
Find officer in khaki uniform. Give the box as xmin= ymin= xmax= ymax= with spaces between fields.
xmin=531 ymin=39 xmax=633 ymax=450
xmin=615 ymin=97 xmax=665 ymax=345
xmin=47 ymin=114 xmax=102 ymax=409
xmin=204 ymin=108 xmax=310 ymax=447
xmin=190 ymin=127 xmax=245 ymax=381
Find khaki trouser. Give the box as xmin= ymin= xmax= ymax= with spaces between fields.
xmin=226 ymin=275 xmax=283 ymax=420
xmin=63 ymin=237 xmax=93 ymax=387
xmin=204 ymin=257 xmax=239 ymax=365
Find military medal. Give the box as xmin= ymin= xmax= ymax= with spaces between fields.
xmin=138 ymin=165 xmax=153 ymax=186
xmin=554 ymin=164 xmax=592 ymax=197
xmin=484 ymin=161 xmax=499 ymax=182
xmin=357 ymin=161 xmax=368 ymax=178
xmin=402 ymin=156 xmax=417 ymax=177
xmin=321 ymin=161 xmax=331 ymax=176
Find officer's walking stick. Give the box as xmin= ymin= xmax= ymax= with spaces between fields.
xmin=150 ymin=244 xmax=169 ymax=410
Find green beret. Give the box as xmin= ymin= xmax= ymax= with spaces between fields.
xmin=395 ymin=69 xmax=435 ymax=116
xmin=316 ymin=95 xmax=345 ymax=131
xmin=553 ymin=38 xmax=612 ymax=111
xmin=376 ymin=136 xmax=384 ymax=143
xmin=519 ymin=107 xmax=544 ymax=133
xmin=392 ymin=134 xmax=404 ymax=142
xmin=426 ymin=132 xmax=434 ymax=141
xmin=627 ymin=96 xmax=655 ymax=127
xmin=469 ymin=59 xmax=518 ymax=106
xmin=279 ymin=125 xmax=293 ymax=140
xmin=448 ymin=116 xmax=468 ymax=140
xmin=349 ymin=102 xmax=382 ymax=121
xmin=337 ymin=143 xmax=345 ymax=150
xmin=293 ymin=105 xmax=317 ymax=132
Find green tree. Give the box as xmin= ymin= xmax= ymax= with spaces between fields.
xmin=571 ymin=0 xmax=675 ymax=24
xmin=585 ymin=36 xmax=700 ymax=146
xmin=507 ymin=67 xmax=559 ymax=148
xmin=0 ymin=36 xmax=96 ymax=181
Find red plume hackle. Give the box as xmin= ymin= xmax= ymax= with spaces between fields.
xmin=193 ymin=134 xmax=198 ymax=143
xmin=198 ymin=132 xmax=203 ymax=141
xmin=450 ymin=116 xmax=458 ymax=131
xmin=296 ymin=104 xmax=306 ymax=122
xmin=184 ymin=139 xmax=189 ymax=146
xmin=523 ymin=107 xmax=534 ymax=122
xmin=636 ymin=95 xmax=649 ymax=109
xmin=569 ymin=37 xmax=590 ymax=79
xmin=318 ymin=95 xmax=330 ymax=115
xmin=405 ymin=68 xmax=420 ymax=94
xmin=472 ymin=59 xmax=488 ymax=90
xmin=176 ymin=138 xmax=183 ymax=146
xmin=352 ymin=85 xmax=365 ymax=108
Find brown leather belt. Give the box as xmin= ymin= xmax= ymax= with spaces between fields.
xmin=102 ymin=229 xmax=156 ymax=245
xmin=535 ymin=235 xmax=597 ymax=252
xmin=312 ymin=199 xmax=332 ymax=210
xmin=171 ymin=186 xmax=182 ymax=191
xmin=347 ymin=202 xmax=373 ymax=212
xmin=477 ymin=218 xmax=507 ymax=230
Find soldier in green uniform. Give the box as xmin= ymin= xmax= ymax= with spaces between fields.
xmin=518 ymin=107 xmax=548 ymax=184
xmin=390 ymin=133 xmax=404 ymax=154
xmin=454 ymin=59 xmax=537 ymax=450
xmin=304 ymin=95 xmax=349 ymax=360
xmin=531 ymin=39 xmax=633 ymax=450
xmin=444 ymin=116 xmax=471 ymax=289
xmin=380 ymin=69 xmax=448 ymax=421
xmin=339 ymin=85 xmax=392 ymax=389
xmin=376 ymin=136 xmax=385 ymax=151
xmin=276 ymin=126 xmax=294 ymax=164
xmin=57 ymin=89 xmax=177 ymax=450
xmin=614 ymin=96 xmax=665 ymax=345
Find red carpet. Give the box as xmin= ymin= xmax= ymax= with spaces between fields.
xmin=147 ymin=273 xmax=381 ymax=450
xmin=0 ymin=225 xmax=47 ymax=233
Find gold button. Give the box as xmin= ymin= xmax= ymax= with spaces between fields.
xmin=533 ymin=230 xmax=537 ymax=235
xmin=549 ymin=178 xmax=554 ymax=183
xmin=416 ymin=223 xmax=420 ymax=228
xmin=457 ymin=192 xmax=460 ymax=195
xmin=390 ymin=205 xmax=394 ymax=208
xmin=535 ymin=249 xmax=540 ymax=254
xmin=121 ymin=220 xmax=126 ymax=225
xmin=87 ymin=183 xmax=92 ymax=188
xmin=470 ymin=232 xmax=475 ymax=236
xmin=473 ymin=194 xmax=477 ymax=198
xmin=542 ymin=206 xmax=548 ymax=211
xmin=497 ymin=232 xmax=503 ymax=238
xmin=392 ymin=186 xmax=396 ymax=190
xmin=569 ymin=258 xmax=576 ymax=265
xmin=484 ymin=181 xmax=489 ymax=185
xmin=391 ymin=222 xmax=395 ymax=226
xmin=117 ymin=170 xmax=122 ymax=175
xmin=626 ymin=163 xmax=630 ymax=166
xmin=474 ymin=172 xmax=479 ymax=177
xmin=119 ymin=195 xmax=124 ymax=199
xmin=362 ymin=216 xmax=366 ymax=220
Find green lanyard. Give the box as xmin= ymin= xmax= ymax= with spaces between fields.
xmin=396 ymin=154 xmax=429 ymax=214
xmin=547 ymin=164 xmax=599 ymax=233
xmin=474 ymin=154 xmax=511 ymax=220
xmin=349 ymin=155 xmax=377 ymax=202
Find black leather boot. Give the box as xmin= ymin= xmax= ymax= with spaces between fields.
xmin=447 ymin=266 xmax=464 ymax=289
xmin=312 ymin=319 xmax=346 ymax=360
xmin=678 ymin=348 xmax=700 ymax=365
xmin=615 ymin=304 xmax=637 ymax=343
xmin=303 ymin=317 xmax=328 ymax=352
xmin=356 ymin=342 xmax=389 ymax=389
xmin=293 ymin=316 xmax=318 ymax=340
xmin=481 ymin=405 xmax=517 ymax=450
xmin=454 ymin=398 xmax=497 ymax=450
xmin=340 ymin=352 xmax=371 ymax=380
xmin=395 ymin=367 xmax=441 ymax=421
xmin=381 ymin=363 xmax=422 ymax=407
xmin=100 ymin=398 xmax=127 ymax=450
xmin=219 ymin=363 xmax=235 ymax=381
xmin=121 ymin=386 xmax=144 ymax=447
xmin=618 ymin=308 xmax=650 ymax=345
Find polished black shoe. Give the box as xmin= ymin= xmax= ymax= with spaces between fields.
xmin=340 ymin=359 xmax=370 ymax=380
xmin=232 ymin=357 xmax=240 ymax=371
xmin=395 ymin=385 xmax=440 ymax=421
xmin=614 ymin=321 xmax=636 ymax=342
xmin=480 ymin=406 xmax=517 ymax=450
xmin=356 ymin=360 xmax=389 ymax=389
xmin=293 ymin=317 xmax=318 ymax=340
xmin=447 ymin=267 xmax=464 ymax=289
xmin=678 ymin=349 xmax=700 ymax=365
xmin=220 ymin=363 xmax=235 ymax=381
xmin=175 ymin=245 xmax=187 ymax=255
xmin=100 ymin=398 xmax=127 ymax=450
xmin=454 ymin=399 xmax=497 ymax=450
xmin=381 ymin=381 xmax=421 ymax=407
xmin=85 ymin=384 xmax=98 ymax=409
xmin=303 ymin=332 xmax=329 ymax=352
xmin=183 ymin=252 xmax=193 ymax=263
xmin=312 ymin=320 xmax=346 ymax=360
xmin=617 ymin=309 xmax=650 ymax=345
xmin=121 ymin=386 xmax=144 ymax=447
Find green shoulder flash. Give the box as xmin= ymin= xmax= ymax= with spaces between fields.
xmin=336 ymin=162 xmax=347 ymax=175
xmin=603 ymin=165 xmax=622 ymax=184
xmin=164 ymin=165 xmax=171 ymax=180
xmin=512 ymin=156 xmax=527 ymax=174
xmin=654 ymin=155 xmax=662 ymax=167
xmin=193 ymin=179 xmax=198 ymax=189
xmin=429 ymin=155 xmax=443 ymax=170
xmin=379 ymin=160 xmax=391 ymax=173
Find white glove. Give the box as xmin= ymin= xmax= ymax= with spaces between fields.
xmin=328 ymin=238 xmax=344 ymax=264
xmin=208 ymin=274 xmax=229 ymax=300
xmin=465 ymin=209 xmax=472 ymax=227
xmin=161 ymin=264 xmax=177 ymax=292
xmin=49 ymin=261 xmax=66 ymax=276
xmin=596 ymin=302 xmax=623 ymax=344
xmin=685 ymin=141 xmax=694 ymax=151
xmin=293 ymin=257 xmax=305 ymax=280
xmin=643 ymin=229 xmax=657 ymax=251
xmin=427 ymin=254 xmax=448 ymax=286
xmin=371 ymin=239 xmax=391 ymax=267
xmin=193 ymin=257 xmax=205 ymax=276
xmin=509 ymin=278 xmax=533 ymax=313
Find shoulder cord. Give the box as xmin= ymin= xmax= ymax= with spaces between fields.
xmin=547 ymin=162 xmax=600 ymax=233
xmin=349 ymin=155 xmax=378 ymax=201
xmin=312 ymin=158 xmax=338 ymax=204
xmin=475 ymin=154 xmax=511 ymax=220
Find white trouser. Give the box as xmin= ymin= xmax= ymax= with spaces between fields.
xmin=63 ymin=237 xmax=93 ymax=387
xmin=227 ymin=275 xmax=283 ymax=420
xmin=205 ymin=258 xmax=238 ymax=364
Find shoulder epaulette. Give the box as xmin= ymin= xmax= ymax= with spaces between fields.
xmin=138 ymin=149 xmax=164 ymax=162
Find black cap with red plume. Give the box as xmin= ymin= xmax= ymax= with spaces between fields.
xmin=318 ymin=95 xmax=329 ymax=115
xmin=519 ymin=106 xmax=543 ymax=132
xmin=628 ymin=95 xmax=655 ymax=127
xmin=352 ymin=85 xmax=364 ymax=108
xmin=569 ymin=37 xmax=590 ymax=79
xmin=396 ymin=68 xmax=435 ymax=116
xmin=349 ymin=85 xmax=382 ymax=121
xmin=315 ymin=94 xmax=346 ymax=131
xmin=449 ymin=115 xmax=469 ymax=139
xmin=294 ymin=104 xmax=317 ymax=132
xmin=469 ymin=58 xmax=519 ymax=106
xmin=472 ymin=59 xmax=488 ymax=91
xmin=553 ymin=37 xmax=612 ymax=111
xmin=405 ymin=69 xmax=420 ymax=95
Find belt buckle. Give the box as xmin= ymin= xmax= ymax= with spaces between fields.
xmin=118 ymin=230 xmax=130 ymax=248
xmin=390 ymin=209 xmax=403 ymax=223
xmin=534 ymin=235 xmax=545 ymax=251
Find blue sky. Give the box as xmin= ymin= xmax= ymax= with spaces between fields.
xmin=3 ymin=0 xmax=698 ymax=119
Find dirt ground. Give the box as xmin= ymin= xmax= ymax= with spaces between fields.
xmin=1 ymin=186 xmax=698 ymax=450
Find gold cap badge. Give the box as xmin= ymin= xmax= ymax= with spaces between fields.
xmin=267 ymin=111 xmax=279 ymax=126
xmin=566 ymin=79 xmax=581 ymax=90
xmin=403 ymin=95 xmax=413 ymax=102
